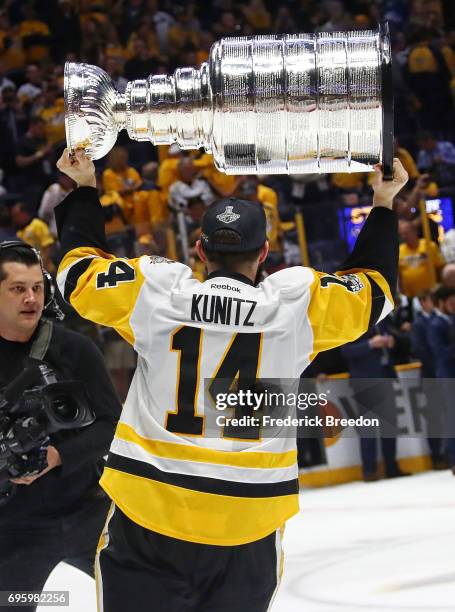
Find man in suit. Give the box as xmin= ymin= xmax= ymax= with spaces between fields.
xmin=342 ymin=316 xmax=411 ymax=481
xmin=411 ymin=290 xmax=447 ymax=469
xmin=428 ymin=286 xmax=455 ymax=472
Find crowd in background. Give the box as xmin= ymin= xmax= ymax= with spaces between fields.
xmin=1 ymin=0 xmax=455 ymax=468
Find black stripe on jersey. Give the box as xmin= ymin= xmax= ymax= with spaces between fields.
xmin=63 ymin=257 xmax=95 ymax=303
xmin=107 ymin=452 xmax=299 ymax=498
xmin=366 ymin=273 xmax=386 ymax=327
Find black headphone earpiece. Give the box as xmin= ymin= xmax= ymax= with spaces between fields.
xmin=0 ymin=240 xmax=57 ymax=313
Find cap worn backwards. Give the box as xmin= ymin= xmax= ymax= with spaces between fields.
xmin=201 ymin=197 xmax=267 ymax=253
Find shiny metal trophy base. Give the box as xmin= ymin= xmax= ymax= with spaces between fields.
xmin=65 ymin=23 xmax=393 ymax=178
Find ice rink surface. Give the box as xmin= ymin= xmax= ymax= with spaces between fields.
xmin=39 ymin=471 xmax=455 ymax=612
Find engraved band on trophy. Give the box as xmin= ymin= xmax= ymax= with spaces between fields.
xmin=64 ymin=23 xmax=393 ymax=179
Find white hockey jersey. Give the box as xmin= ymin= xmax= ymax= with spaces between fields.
xmin=57 ymin=246 xmax=393 ymax=545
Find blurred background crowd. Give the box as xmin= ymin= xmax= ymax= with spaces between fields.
xmin=1 ymin=0 xmax=455 ymax=477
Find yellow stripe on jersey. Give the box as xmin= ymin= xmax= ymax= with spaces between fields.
xmin=307 ymin=268 xmax=392 ymax=359
xmin=115 ymin=422 xmax=297 ymax=469
xmin=57 ymin=247 xmax=145 ymax=345
xmin=100 ymin=467 xmax=299 ymax=546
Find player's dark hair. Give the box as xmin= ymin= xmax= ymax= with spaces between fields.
xmin=0 ymin=245 xmax=41 ymax=282
xmin=203 ymin=229 xmax=263 ymax=270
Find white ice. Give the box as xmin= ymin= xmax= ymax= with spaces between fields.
xmin=39 ymin=471 xmax=455 ymax=612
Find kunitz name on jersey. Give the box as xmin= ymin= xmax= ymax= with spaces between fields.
xmin=191 ymin=294 xmax=257 ymax=326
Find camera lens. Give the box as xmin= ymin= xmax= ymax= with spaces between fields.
xmin=51 ymin=397 xmax=79 ymax=422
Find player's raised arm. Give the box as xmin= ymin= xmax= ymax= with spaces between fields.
xmin=54 ymin=149 xmax=145 ymax=344
xmin=307 ymin=159 xmax=408 ymax=355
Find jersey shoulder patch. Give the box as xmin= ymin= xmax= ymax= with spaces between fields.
xmin=320 ymin=273 xmax=365 ymax=293
xmin=140 ymin=257 xmax=193 ymax=293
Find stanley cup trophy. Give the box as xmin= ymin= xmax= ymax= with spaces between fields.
xmin=64 ymin=23 xmax=394 ymax=180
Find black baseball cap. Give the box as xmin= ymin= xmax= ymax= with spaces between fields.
xmin=201 ymin=197 xmax=267 ymax=253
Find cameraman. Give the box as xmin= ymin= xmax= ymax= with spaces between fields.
xmin=0 ymin=241 xmax=122 ymax=611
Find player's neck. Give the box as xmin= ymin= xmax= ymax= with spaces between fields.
xmin=206 ymin=266 xmax=257 ymax=285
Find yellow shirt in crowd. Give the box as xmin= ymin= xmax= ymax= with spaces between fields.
xmin=18 ymin=19 xmax=50 ymax=62
xmin=100 ymin=191 xmax=128 ymax=235
xmin=102 ymin=167 xmax=141 ymax=224
xmin=40 ymin=98 xmax=65 ymax=145
xmin=399 ymin=239 xmax=445 ymax=297
xmin=256 ymin=185 xmax=283 ymax=253
xmin=17 ymin=219 xmax=54 ymax=251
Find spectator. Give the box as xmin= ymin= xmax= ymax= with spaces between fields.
xmin=213 ymin=11 xmax=242 ymax=37
xmin=442 ymin=262 xmax=455 ymax=287
xmin=0 ymin=204 xmax=16 ymax=241
xmin=15 ymin=116 xmax=54 ymax=210
xmin=428 ymin=285 xmax=455 ymax=473
xmin=416 ymin=132 xmax=455 ymax=188
xmin=17 ymin=64 xmax=43 ymax=108
xmin=167 ymin=6 xmax=201 ymax=60
xmin=428 ymin=286 xmax=455 ymax=377
xmin=48 ymin=0 xmax=81 ymax=62
xmin=398 ymin=219 xmax=445 ymax=298
xmin=122 ymin=0 xmax=145 ymax=40
xmin=273 ymin=6 xmax=297 ymax=34
xmin=17 ymin=3 xmax=51 ymax=64
xmin=168 ymin=157 xmax=215 ymax=210
xmin=38 ymin=81 xmax=65 ymax=147
xmin=0 ymin=60 xmax=15 ymax=94
xmin=331 ymin=171 xmax=364 ymax=196
xmin=124 ymin=39 xmax=158 ymax=81
xmin=406 ymin=28 xmax=453 ymax=131
xmin=241 ymin=0 xmax=271 ymax=32
xmin=102 ymin=146 xmax=142 ymax=226
xmin=318 ymin=0 xmax=352 ymax=32
xmin=10 ymin=201 xmax=55 ymax=272
xmin=143 ymin=0 xmax=175 ymax=54
xmin=0 ymin=85 xmax=28 ymax=179
xmin=0 ymin=12 xmax=25 ymax=72
xmin=104 ymin=56 xmax=128 ymax=94
xmin=342 ymin=318 xmax=411 ymax=482
xmin=196 ymin=30 xmax=214 ymax=65
xmin=411 ymin=290 xmax=448 ymax=469
xmin=135 ymin=161 xmax=168 ymax=225
xmin=395 ymin=137 xmax=420 ymax=183
xmin=195 ymin=152 xmax=243 ymax=199
xmin=104 ymin=23 xmax=126 ymax=62
xmin=126 ymin=16 xmax=160 ymax=63
xmin=394 ymin=174 xmax=440 ymax=242
xmin=80 ymin=16 xmax=104 ymax=65
xmin=38 ymin=173 xmax=76 ymax=238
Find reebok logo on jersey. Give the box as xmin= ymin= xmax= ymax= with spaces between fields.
xmin=210 ymin=283 xmax=241 ymax=293
xmin=191 ymin=294 xmax=256 ymax=326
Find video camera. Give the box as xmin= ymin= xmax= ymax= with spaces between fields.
xmin=0 ymin=361 xmax=95 ymax=506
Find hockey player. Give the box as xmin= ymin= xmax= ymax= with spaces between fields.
xmin=55 ymin=150 xmax=408 ymax=612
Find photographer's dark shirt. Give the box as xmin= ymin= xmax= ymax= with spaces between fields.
xmin=0 ymin=322 xmax=121 ymax=525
